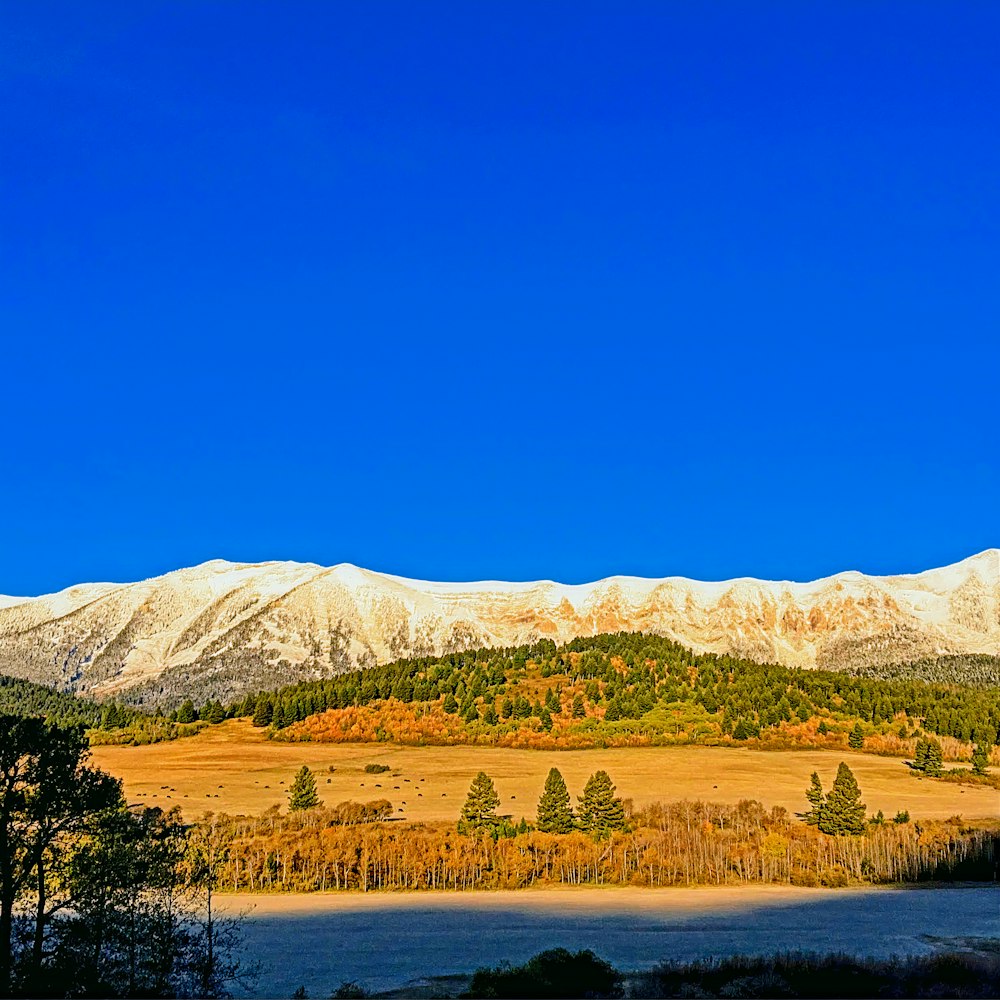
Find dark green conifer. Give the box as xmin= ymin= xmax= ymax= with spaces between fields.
xmin=923 ymin=739 xmax=943 ymax=777
xmin=288 ymin=765 xmax=320 ymax=811
xmin=176 ymin=699 xmax=196 ymax=724
xmin=536 ymin=768 xmax=574 ymax=833
xmin=577 ymin=770 xmax=626 ymax=838
xmin=817 ymin=762 xmax=866 ymax=835
xmin=971 ymin=742 xmax=990 ymax=776
xmin=251 ymin=695 xmax=273 ymax=727
xmin=848 ymin=721 xmax=864 ymax=750
xmin=801 ymin=771 xmax=824 ymax=825
xmin=460 ymin=771 xmax=500 ymax=830
xmin=572 ymin=694 xmax=585 ymax=718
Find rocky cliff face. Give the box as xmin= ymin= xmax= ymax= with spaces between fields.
xmin=0 ymin=551 xmax=996 ymax=706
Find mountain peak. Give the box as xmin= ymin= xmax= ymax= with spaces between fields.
xmin=0 ymin=550 xmax=995 ymax=705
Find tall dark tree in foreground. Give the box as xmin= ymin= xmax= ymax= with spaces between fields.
xmin=577 ymin=771 xmax=626 ymax=838
xmin=460 ymin=771 xmax=501 ymax=831
xmin=288 ymin=766 xmax=320 ymax=811
xmin=818 ymin=762 xmax=867 ymax=835
xmin=0 ymin=715 xmax=121 ymax=995
xmin=536 ymin=768 xmax=574 ymax=833
xmin=0 ymin=714 xmax=252 ymax=998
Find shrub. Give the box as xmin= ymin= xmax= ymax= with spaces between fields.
xmin=466 ymin=948 xmax=623 ymax=998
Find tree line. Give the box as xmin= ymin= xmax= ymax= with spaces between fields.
xmin=202 ymin=795 xmax=995 ymax=893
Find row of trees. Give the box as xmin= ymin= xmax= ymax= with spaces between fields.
xmin=459 ymin=769 xmax=627 ymax=839
xmin=201 ymin=798 xmax=996 ymax=893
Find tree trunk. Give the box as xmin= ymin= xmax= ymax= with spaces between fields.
xmin=32 ymin=853 xmax=46 ymax=975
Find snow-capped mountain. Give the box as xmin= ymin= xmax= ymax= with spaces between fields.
xmin=0 ymin=551 xmax=997 ymax=705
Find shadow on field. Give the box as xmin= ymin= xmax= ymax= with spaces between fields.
xmin=228 ymin=884 xmax=1000 ymax=998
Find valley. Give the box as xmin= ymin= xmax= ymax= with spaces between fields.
xmin=91 ymin=719 xmax=999 ymax=822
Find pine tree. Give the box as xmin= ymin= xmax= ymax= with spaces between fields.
xmin=460 ymin=771 xmax=500 ymax=830
xmin=577 ymin=770 xmax=626 ymax=838
xmin=848 ymin=721 xmax=864 ymax=750
xmin=971 ymin=743 xmax=990 ymax=776
xmin=801 ymin=771 xmax=824 ymax=825
xmin=536 ymin=768 xmax=574 ymax=833
xmin=817 ymin=720 xmax=829 ymax=735
xmin=924 ymin=739 xmax=943 ymax=777
xmin=482 ymin=704 xmax=499 ymax=725
xmin=203 ymin=701 xmax=225 ymax=724
xmin=443 ymin=693 xmax=459 ymax=714
xmin=913 ymin=737 xmax=930 ymax=771
xmin=288 ymin=765 xmax=320 ymax=811
xmin=252 ymin=696 xmax=273 ymax=727
xmin=176 ymin=699 xmax=196 ymax=724
xmin=572 ymin=694 xmax=585 ymax=718
xmin=817 ymin=762 xmax=866 ymax=835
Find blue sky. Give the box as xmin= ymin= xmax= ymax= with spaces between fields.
xmin=2 ymin=2 xmax=997 ymax=595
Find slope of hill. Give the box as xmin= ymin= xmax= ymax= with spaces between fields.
xmin=0 ymin=551 xmax=996 ymax=705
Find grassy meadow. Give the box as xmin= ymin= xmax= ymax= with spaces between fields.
xmin=90 ymin=718 xmax=999 ymax=824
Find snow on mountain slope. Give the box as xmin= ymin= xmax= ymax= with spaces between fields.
xmin=0 ymin=551 xmax=996 ymax=706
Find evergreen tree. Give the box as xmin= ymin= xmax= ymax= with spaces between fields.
xmin=817 ymin=720 xmax=829 ymax=735
xmin=572 ymin=694 xmax=586 ymax=718
xmin=913 ymin=737 xmax=930 ymax=771
xmin=482 ymin=704 xmax=499 ymax=725
xmin=176 ymin=699 xmax=196 ymax=724
xmin=536 ymin=768 xmax=574 ymax=833
xmin=801 ymin=771 xmax=824 ymax=825
xmin=817 ymin=762 xmax=866 ymax=835
xmin=924 ymin=738 xmax=944 ymax=777
xmin=577 ymin=770 xmax=626 ymax=838
xmin=288 ymin=765 xmax=320 ymax=810
xmin=203 ymin=701 xmax=226 ymax=724
xmin=460 ymin=771 xmax=501 ymax=830
xmin=251 ymin=695 xmax=273 ymax=727
xmin=443 ymin=693 xmax=459 ymax=714
xmin=848 ymin=721 xmax=864 ymax=750
xmin=971 ymin=742 xmax=990 ymax=776
xmin=539 ymin=708 xmax=553 ymax=732
xmin=732 ymin=719 xmax=751 ymax=741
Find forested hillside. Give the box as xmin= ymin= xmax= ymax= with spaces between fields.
xmin=226 ymin=633 xmax=1000 ymax=760
xmin=0 ymin=673 xmax=196 ymax=744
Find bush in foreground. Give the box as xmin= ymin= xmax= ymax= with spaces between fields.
xmin=633 ymin=951 xmax=1000 ymax=998
xmin=465 ymin=948 xmax=623 ymax=998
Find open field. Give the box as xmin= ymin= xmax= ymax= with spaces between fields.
xmin=91 ymin=720 xmax=1000 ymax=822
xmin=218 ymin=885 xmax=1000 ymax=997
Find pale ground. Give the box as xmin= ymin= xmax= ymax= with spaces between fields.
xmin=216 ymin=885 xmax=1000 ymax=997
xmin=91 ymin=720 xmax=1000 ymax=822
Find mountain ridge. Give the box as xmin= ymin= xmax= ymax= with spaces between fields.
xmin=0 ymin=550 xmax=996 ymax=706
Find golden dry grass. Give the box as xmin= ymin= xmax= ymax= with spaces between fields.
xmin=90 ymin=719 xmax=1000 ymax=823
